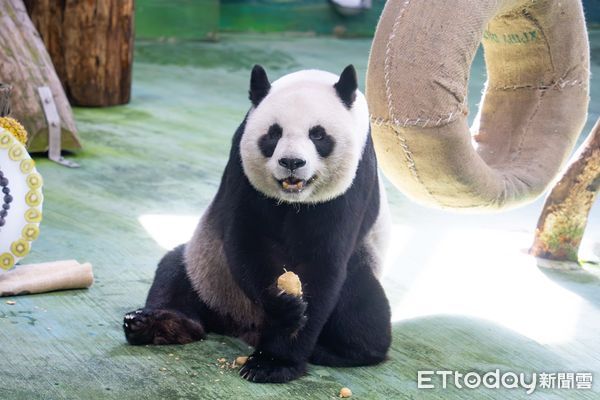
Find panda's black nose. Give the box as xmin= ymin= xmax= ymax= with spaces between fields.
xmin=278 ymin=158 xmax=306 ymax=171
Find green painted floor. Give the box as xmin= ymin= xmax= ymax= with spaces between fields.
xmin=2 ymin=33 xmax=600 ymax=399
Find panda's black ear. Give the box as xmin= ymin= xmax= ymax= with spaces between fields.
xmin=249 ymin=65 xmax=271 ymax=107
xmin=334 ymin=65 xmax=357 ymax=109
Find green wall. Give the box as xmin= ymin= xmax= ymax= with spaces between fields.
xmin=136 ymin=0 xmax=220 ymax=40
xmin=220 ymin=0 xmax=385 ymax=37
xmin=135 ymin=0 xmax=385 ymax=40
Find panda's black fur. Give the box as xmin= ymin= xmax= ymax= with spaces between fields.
xmin=123 ymin=65 xmax=392 ymax=383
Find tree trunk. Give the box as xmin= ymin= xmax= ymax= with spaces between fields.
xmin=0 ymin=84 xmax=11 ymax=117
xmin=24 ymin=0 xmax=135 ymax=107
xmin=0 ymin=0 xmax=80 ymax=152
xmin=530 ymin=118 xmax=600 ymax=262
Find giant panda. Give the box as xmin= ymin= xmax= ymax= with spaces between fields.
xmin=123 ymin=65 xmax=392 ymax=383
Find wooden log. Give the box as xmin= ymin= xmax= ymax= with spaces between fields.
xmin=0 ymin=84 xmax=11 ymax=117
xmin=0 ymin=0 xmax=81 ymax=152
xmin=530 ymin=119 xmax=600 ymax=262
xmin=25 ymin=0 xmax=135 ymax=107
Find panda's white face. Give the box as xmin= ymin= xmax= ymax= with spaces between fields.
xmin=240 ymin=67 xmax=370 ymax=204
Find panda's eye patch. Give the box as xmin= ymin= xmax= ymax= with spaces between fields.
xmin=268 ymin=124 xmax=283 ymax=140
xmin=258 ymin=123 xmax=282 ymax=158
xmin=309 ymin=125 xmax=335 ymax=158
xmin=309 ymin=125 xmax=325 ymax=140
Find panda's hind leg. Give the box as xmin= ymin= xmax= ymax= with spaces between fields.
xmin=310 ymin=250 xmax=392 ymax=367
xmin=124 ymin=244 xmax=212 ymax=345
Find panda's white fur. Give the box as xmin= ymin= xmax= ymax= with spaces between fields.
xmin=364 ymin=176 xmax=391 ymax=278
xmin=240 ymin=70 xmax=370 ymax=204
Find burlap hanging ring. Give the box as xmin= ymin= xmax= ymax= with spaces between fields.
xmin=366 ymin=0 xmax=590 ymax=211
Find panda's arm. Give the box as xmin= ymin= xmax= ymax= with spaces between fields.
xmin=224 ymin=206 xmax=359 ymax=370
xmin=257 ymin=221 xmax=357 ymax=365
xmin=223 ymin=220 xmax=283 ymax=303
xmin=257 ymin=254 xmax=349 ymax=364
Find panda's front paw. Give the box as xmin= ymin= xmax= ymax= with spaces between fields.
xmin=123 ymin=308 xmax=205 ymax=345
xmin=239 ymin=353 xmax=306 ymax=383
xmin=263 ymin=288 xmax=307 ymax=334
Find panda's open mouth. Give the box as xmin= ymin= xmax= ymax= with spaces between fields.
xmin=277 ymin=175 xmax=317 ymax=193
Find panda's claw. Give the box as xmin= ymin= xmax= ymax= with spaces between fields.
xmin=123 ymin=309 xmax=153 ymax=344
xmin=240 ymin=366 xmax=254 ymax=381
xmin=238 ymin=353 xmax=305 ymax=383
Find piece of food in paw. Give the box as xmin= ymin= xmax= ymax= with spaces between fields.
xmin=339 ymin=387 xmax=352 ymax=398
xmin=235 ymin=356 xmax=248 ymax=367
xmin=277 ymin=271 xmax=302 ymax=296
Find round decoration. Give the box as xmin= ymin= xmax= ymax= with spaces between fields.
xmin=0 ymin=126 xmax=43 ymax=272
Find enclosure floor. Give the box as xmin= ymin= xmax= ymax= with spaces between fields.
xmin=2 ymin=33 xmax=600 ymax=400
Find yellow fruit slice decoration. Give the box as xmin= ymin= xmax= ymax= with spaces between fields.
xmin=25 ymin=190 xmax=42 ymax=207
xmin=25 ymin=208 xmax=43 ymax=223
xmin=0 ymin=131 xmax=14 ymax=148
xmin=26 ymin=173 xmax=43 ymax=190
xmin=8 ymin=143 xmax=25 ymax=161
xmin=0 ymin=253 xmax=15 ymax=271
xmin=22 ymin=224 xmax=40 ymax=241
xmin=11 ymin=239 xmax=30 ymax=258
xmin=20 ymin=159 xmax=35 ymax=174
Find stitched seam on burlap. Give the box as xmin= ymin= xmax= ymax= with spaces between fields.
xmin=489 ymin=78 xmax=586 ymax=91
xmin=379 ymin=106 xmax=466 ymax=128
xmin=370 ymin=103 xmax=466 ymax=128
xmin=383 ymin=0 xmax=411 ymax=126
xmin=511 ymin=88 xmax=546 ymax=164
xmin=389 ymin=126 xmax=444 ymax=208
xmin=504 ymin=6 xmax=553 ymax=184
xmin=382 ymin=0 xmax=437 ymax=202
xmin=383 ymin=0 xmax=429 ymax=186
xmin=390 ymin=126 xmax=421 ymax=183
xmin=382 ymin=0 xmax=466 ymax=129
